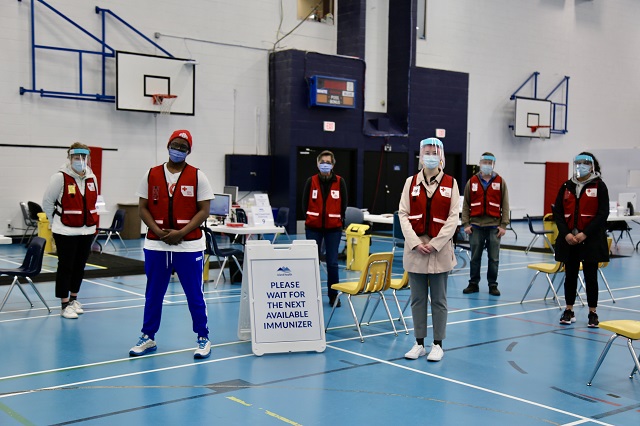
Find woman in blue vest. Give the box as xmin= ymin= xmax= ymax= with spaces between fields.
xmin=129 ymin=130 xmax=214 ymax=359
xmin=552 ymin=152 xmax=609 ymax=328
xmin=43 ymin=143 xmax=99 ymax=319
xmin=399 ymin=138 xmax=459 ymax=362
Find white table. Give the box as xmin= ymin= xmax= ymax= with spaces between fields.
xmin=208 ymin=224 xmax=285 ymax=243
xmin=363 ymin=213 xmax=394 ymax=225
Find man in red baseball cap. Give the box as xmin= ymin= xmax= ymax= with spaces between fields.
xmin=130 ymin=129 xmax=215 ymax=359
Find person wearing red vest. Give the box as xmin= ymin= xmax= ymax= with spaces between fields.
xmin=43 ymin=143 xmax=99 ymax=319
xmin=129 ymin=130 xmax=214 ymax=359
xmin=552 ymin=152 xmax=609 ymax=328
xmin=302 ymin=150 xmax=348 ymax=307
xmin=399 ymin=138 xmax=459 ymax=363
xmin=461 ymin=152 xmax=510 ymax=296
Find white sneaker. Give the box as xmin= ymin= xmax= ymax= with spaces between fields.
xmin=61 ymin=305 xmax=78 ymax=319
xmin=194 ymin=337 xmax=211 ymax=359
xmin=69 ymin=300 xmax=84 ymax=314
xmin=404 ymin=343 xmax=427 ymax=360
xmin=427 ymin=344 xmax=444 ymax=362
xmin=129 ymin=335 xmax=157 ymax=356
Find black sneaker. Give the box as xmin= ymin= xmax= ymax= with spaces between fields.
xmin=559 ymin=309 xmax=576 ymax=325
xmin=488 ymin=285 xmax=501 ymax=296
xmin=588 ymin=311 xmax=599 ymax=328
xmin=463 ymin=284 xmax=479 ymax=294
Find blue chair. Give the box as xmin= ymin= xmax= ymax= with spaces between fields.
xmin=392 ymin=211 xmax=405 ymax=255
xmin=92 ymin=209 xmax=127 ymax=252
xmin=274 ymin=207 xmax=290 ymax=241
xmin=525 ymin=214 xmax=555 ymax=254
xmin=0 ymin=237 xmax=51 ymax=313
xmin=203 ymin=227 xmax=243 ymax=288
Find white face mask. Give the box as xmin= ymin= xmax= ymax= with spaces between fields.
xmin=480 ymin=164 xmax=493 ymax=175
xmin=576 ymin=164 xmax=591 ymax=178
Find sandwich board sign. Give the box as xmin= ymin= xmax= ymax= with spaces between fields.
xmin=237 ymin=240 xmax=325 ymax=356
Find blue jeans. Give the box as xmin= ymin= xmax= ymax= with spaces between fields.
xmin=469 ymin=226 xmax=501 ymax=287
xmin=306 ymin=228 xmax=342 ymax=299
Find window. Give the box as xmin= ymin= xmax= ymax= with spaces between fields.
xmin=297 ymin=0 xmax=334 ymax=24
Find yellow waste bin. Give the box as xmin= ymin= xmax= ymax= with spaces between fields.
xmin=37 ymin=212 xmax=55 ymax=253
xmin=543 ymin=213 xmax=558 ymax=247
xmin=345 ymin=224 xmax=370 ymax=271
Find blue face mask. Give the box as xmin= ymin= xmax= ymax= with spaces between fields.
xmin=480 ymin=164 xmax=493 ymax=176
xmin=169 ymin=148 xmax=188 ymax=163
xmin=71 ymin=159 xmax=85 ymax=173
xmin=423 ymin=155 xmax=440 ymax=170
xmin=318 ymin=163 xmax=333 ymax=174
xmin=576 ymin=164 xmax=591 ymax=178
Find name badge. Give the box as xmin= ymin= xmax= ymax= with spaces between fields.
xmin=471 ymin=182 xmax=478 ymax=192
xmin=331 ymin=190 xmax=340 ymax=199
xmin=491 ymin=182 xmax=501 ymax=190
xmin=86 ymin=182 xmax=95 ymax=192
xmin=439 ymin=186 xmax=452 ymax=198
xmin=312 ymin=189 xmax=318 ymax=199
xmin=585 ymin=188 xmax=597 ymax=197
xmin=180 ymin=185 xmax=195 ymax=197
xmin=67 ymin=184 xmax=76 ymax=195
xmin=411 ymin=185 xmax=421 ymax=196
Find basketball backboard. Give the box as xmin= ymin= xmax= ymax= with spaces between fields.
xmin=514 ymin=97 xmax=552 ymax=138
xmin=116 ymin=51 xmax=195 ymax=115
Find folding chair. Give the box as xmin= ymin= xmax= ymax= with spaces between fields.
xmin=325 ymin=252 xmax=394 ymax=342
xmin=525 ymin=214 xmax=555 ymax=254
xmin=587 ymin=320 xmax=640 ymax=386
xmin=0 ymin=237 xmax=51 ymax=313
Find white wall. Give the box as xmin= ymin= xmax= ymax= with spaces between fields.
xmin=416 ymin=0 xmax=640 ymax=217
xmin=2 ymin=0 xmax=639 ymax=235
xmin=0 ymin=0 xmax=336 ymax=234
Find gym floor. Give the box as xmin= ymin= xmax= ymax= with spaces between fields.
xmin=1 ymin=220 xmax=639 ymax=425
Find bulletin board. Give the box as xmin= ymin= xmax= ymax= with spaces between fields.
xmin=237 ymin=240 xmax=326 ymax=356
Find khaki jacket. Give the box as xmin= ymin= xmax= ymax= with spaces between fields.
xmin=398 ymin=169 xmax=459 ymax=274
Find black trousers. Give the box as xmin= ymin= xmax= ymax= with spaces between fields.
xmin=564 ymin=254 xmax=599 ymax=308
xmin=53 ymin=233 xmax=94 ymax=299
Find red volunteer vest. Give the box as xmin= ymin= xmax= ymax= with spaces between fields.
xmin=562 ymin=182 xmax=599 ymax=231
xmin=305 ymin=174 xmax=343 ymax=229
xmin=469 ymin=174 xmax=502 ymax=218
xmin=408 ymin=173 xmax=454 ymax=238
xmin=58 ymin=172 xmax=98 ymax=227
xmin=147 ymin=164 xmax=202 ymax=241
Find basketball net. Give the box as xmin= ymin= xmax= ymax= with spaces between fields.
xmin=152 ymin=94 xmax=177 ymax=115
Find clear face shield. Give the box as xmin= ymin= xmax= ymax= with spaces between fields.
xmin=573 ymin=154 xmax=594 ymax=179
xmin=68 ymin=148 xmax=90 ymax=174
xmin=419 ymin=138 xmax=444 ymax=170
xmin=479 ymin=155 xmax=496 ymax=176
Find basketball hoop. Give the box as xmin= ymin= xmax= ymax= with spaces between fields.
xmin=151 ymin=94 xmax=177 ymax=115
xmin=530 ymin=125 xmax=551 ymax=133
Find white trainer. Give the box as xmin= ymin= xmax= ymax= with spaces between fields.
xmin=427 ymin=344 xmax=444 ymax=362
xmin=194 ymin=337 xmax=211 ymax=359
xmin=404 ymin=343 xmax=427 ymax=360
xmin=61 ymin=305 xmax=78 ymax=319
xmin=69 ymin=300 xmax=84 ymax=314
xmin=129 ymin=335 xmax=157 ymax=356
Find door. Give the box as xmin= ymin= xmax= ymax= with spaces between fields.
xmin=363 ymin=151 xmax=408 ymax=214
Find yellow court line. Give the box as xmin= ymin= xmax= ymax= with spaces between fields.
xmin=45 ymin=253 xmax=107 ymax=270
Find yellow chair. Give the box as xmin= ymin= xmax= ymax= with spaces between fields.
xmin=363 ymin=270 xmax=411 ymax=335
xmin=325 ymin=252 xmax=394 ymax=342
xmin=520 ymin=261 xmax=565 ymax=309
xmin=587 ymin=320 xmax=640 ymax=386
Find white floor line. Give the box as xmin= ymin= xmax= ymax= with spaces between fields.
xmin=328 ymin=345 xmax=614 ymax=426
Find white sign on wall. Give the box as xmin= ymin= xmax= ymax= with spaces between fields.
xmin=239 ymin=240 xmax=325 ymax=356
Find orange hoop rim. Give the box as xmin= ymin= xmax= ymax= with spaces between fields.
xmin=530 ymin=125 xmax=551 ymax=132
xmin=151 ymin=94 xmax=177 ymax=105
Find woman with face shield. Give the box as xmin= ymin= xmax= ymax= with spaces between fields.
xmin=398 ymin=138 xmax=459 ymax=362
xmin=42 ymin=143 xmax=99 ymax=319
xmin=552 ymin=152 xmax=610 ymax=328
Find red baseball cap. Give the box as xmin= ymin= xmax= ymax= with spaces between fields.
xmin=168 ymin=130 xmax=193 ymax=150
